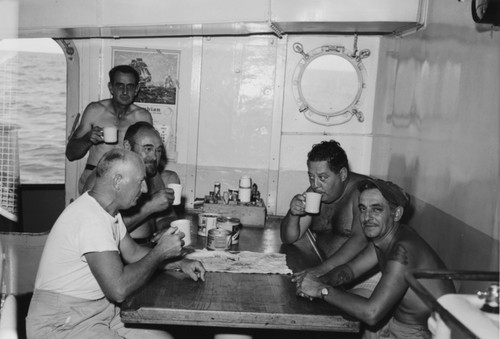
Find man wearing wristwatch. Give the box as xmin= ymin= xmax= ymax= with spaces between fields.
xmin=293 ymin=179 xmax=455 ymax=339
xmin=281 ymin=140 xmax=381 ymax=300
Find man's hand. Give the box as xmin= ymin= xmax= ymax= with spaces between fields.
xmin=146 ymin=188 xmax=175 ymax=214
xmin=153 ymin=226 xmax=184 ymax=260
xmin=178 ymin=258 xmax=206 ymax=282
xmin=289 ymin=193 xmax=306 ymax=216
xmin=294 ymin=272 xmax=327 ymax=300
xmin=291 ymin=266 xmax=325 ymax=284
xmin=88 ymin=125 xmax=104 ymax=145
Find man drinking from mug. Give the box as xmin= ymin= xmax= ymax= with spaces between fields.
xmin=83 ymin=122 xmax=180 ymax=244
xmin=280 ymin=140 xmax=380 ymax=300
xmin=66 ymin=65 xmax=153 ymax=194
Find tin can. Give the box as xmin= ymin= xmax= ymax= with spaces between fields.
xmin=216 ymin=217 xmax=241 ymax=244
xmin=228 ymin=217 xmax=241 ymax=244
xmin=206 ymin=213 xmax=219 ymax=232
xmin=197 ymin=213 xmax=207 ymax=236
xmin=207 ymin=228 xmax=232 ymax=251
xmin=198 ymin=213 xmax=220 ymax=236
xmin=216 ymin=216 xmax=229 ymax=229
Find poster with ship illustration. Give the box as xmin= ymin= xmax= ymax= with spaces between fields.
xmin=112 ymin=47 xmax=180 ymax=162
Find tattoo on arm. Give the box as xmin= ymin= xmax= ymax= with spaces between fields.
xmin=327 ymin=265 xmax=355 ymax=286
xmin=389 ymin=244 xmax=409 ymax=265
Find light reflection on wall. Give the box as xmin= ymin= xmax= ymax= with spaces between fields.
xmin=261 ymin=227 xmax=277 ymax=253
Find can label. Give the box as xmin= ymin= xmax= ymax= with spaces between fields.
xmin=216 ymin=217 xmax=241 ymax=244
xmin=207 ymin=228 xmax=232 ymax=251
xmin=228 ymin=217 xmax=241 ymax=244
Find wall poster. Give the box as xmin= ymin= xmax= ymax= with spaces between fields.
xmin=112 ymin=47 xmax=180 ymax=162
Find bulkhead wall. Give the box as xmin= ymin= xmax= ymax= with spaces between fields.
xmin=66 ymin=35 xmax=382 ymax=216
xmin=369 ymin=0 xmax=500 ymax=286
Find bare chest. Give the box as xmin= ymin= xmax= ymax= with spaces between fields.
xmin=311 ymin=200 xmax=354 ymax=236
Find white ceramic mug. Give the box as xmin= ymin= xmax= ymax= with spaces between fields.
xmin=167 ymin=183 xmax=182 ymax=205
xmin=171 ymin=219 xmax=192 ymax=246
xmin=103 ymin=126 xmax=118 ymax=143
xmin=304 ymin=192 xmax=322 ymax=214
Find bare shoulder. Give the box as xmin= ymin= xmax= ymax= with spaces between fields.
xmin=341 ymin=172 xmax=369 ymax=209
xmin=86 ymin=99 xmax=110 ymax=113
xmin=81 ymin=100 xmax=110 ymax=120
xmin=348 ymin=172 xmax=371 ymax=188
xmin=161 ymin=170 xmax=180 ymax=186
xmin=130 ymin=104 xmax=153 ymax=119
xmin=387 ymin=227 xmax=427 ymax=265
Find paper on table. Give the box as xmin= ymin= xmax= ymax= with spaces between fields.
xmin=186 ymin=249 xmax=293 ymax=275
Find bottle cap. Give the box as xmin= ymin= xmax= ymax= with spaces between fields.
xmin=239 ymin=176 xmax=252 ymax=188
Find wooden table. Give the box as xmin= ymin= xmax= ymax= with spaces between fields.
xmin=121 ymin=214 xmax=360 ymax=333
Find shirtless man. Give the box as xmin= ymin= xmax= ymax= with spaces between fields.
xmin=66 ymin=65 xmax=153 ymax=193
xmin=280 ymin=140 xmax=378 ymax=292
xmin=83 ymin=122 xmax=179 ymax=243
xmin=294 ymin=179 xmax=455 ymax=338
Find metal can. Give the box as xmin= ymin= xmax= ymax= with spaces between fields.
xmin=216 ymin=216 xmax=229 ymax=229
xmin=197 ymin=213 xmax=207 ymax=236
xmin=207 ymin=228 xmax=232 ymax=251
xmin=228 ymin=217 xmax=241 ymax=244
xmin=198 ymin=213 xmax=220 ymax=236
xmin=216 ymin=217 xmax=241 ymax=244
xmin=206 ymin=213 xmax=220 ymax=235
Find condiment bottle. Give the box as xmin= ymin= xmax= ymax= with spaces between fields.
xmin=214 ymin=182 xmax=221 ymax=202
xmin=239 ymin=176 xmax=252 ymax=203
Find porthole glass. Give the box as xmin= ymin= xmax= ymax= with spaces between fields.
xmin=292 ymin=43 xmax=369 ymax=126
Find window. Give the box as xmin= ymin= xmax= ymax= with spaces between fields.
xmin=0 ymin=38 xmax=66 ymax=184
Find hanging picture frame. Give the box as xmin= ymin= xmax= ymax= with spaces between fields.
xmin=112 ymin=47 xmax=180 ymax=162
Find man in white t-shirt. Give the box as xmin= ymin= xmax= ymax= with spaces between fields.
xmin=26 ymin=149 xmax=205 ymax=339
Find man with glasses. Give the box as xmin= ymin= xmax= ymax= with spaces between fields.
xmin=83 ymin=122 xmax=180 ymax=244
xmin=66 ymin=65 xmax=153 ymax=194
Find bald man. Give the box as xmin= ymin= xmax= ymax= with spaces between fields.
xmin=27 ymin=149 xmax=205 ymax=339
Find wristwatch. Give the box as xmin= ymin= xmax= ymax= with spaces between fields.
xmin=320 ymin=287 xmax=329 ymax=299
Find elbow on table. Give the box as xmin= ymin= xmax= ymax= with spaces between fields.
xmin=280 ymin=233 xmax=302 ymax=245
xmin=279 ymin=227 xmax=301 ymax=244
xmin=359 ymin=306 xmax=386 ymax=327
xmin=105 ymin=286 xmax=129 ymax=304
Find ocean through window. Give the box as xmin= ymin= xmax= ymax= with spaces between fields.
xmin=0 ymin=38 xmax=66 ymax=184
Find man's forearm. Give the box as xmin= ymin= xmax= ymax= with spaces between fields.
xmin=319 ymin=235 xmax=368 ymax=276
xmin=114 ymin=248 xmax=166 ymax=301
xmin=324 ymin=264 xmax=356 ymax=287
xmin=122 ymin=198 xmax=169 ymax=233
xmin=123 ymin=208 xmax=154 ymax=233
xmin=280 ymin=211 xmax=303 ymax=243
xmin=66 ymin=137 xmax=93 ymax=161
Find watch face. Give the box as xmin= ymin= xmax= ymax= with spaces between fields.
xmin=321 ymin=287 xmax=329 ymax=297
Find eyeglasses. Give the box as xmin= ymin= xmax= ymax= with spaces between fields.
xmin=131 ymin=142 xmax=164 ymax=156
